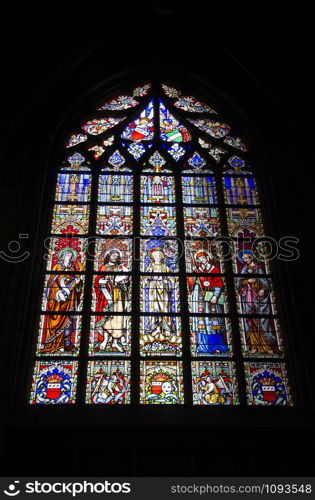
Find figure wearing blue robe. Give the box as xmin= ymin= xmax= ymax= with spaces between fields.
xmin=188 ymin=254 xmax=229 ymax=354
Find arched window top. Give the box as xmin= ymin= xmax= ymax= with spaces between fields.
xmin=63 ymin=82 xmax=248 ymax=172
xmin=29 ymin=80 xmax=292 ymax=407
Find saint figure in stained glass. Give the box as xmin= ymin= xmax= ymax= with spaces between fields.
xmin=40 ymin=249 xmax=84 ymax=354
xmin=141 ymin=239 xmax=178 ymax=273
xmin=93 ymin=250 xmax=131 ymax=352
xmin=142 ymin=274 xmax=177 ymax=314
xmin=142 ymin=247 xmax=177 ymax=342
xmin=146 ymin=246 xmax=171 ymax=273
xmin=236 ymin=251 xmax=280 ymax=355
xmin=187 ymin=251 xmax=228 ymax=354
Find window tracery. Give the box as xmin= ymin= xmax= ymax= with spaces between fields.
xmin=29 ymin=81 xmax=292 ymax=407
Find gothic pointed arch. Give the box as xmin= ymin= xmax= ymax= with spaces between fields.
xmin=28 ymin=78 xmax=292 ymax=407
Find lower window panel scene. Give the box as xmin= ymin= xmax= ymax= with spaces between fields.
xmin=29 ymin=358 xmax=292 ymax=406
xmin=30 ymin=249 xmax=292 ymax=405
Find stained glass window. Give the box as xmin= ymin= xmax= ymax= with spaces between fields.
xmin=29 ymin=81 xmax=292 ymax=407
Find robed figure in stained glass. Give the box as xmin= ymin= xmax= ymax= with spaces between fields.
xmin=236 ymin=251 xmax=279 ymax=355
xmin=143 ymin=248 xmax=177 ymax=341
xmin=94 ymin=249 xmax=130 ymax=353
xmin=41 ymin=248 xmax=83 ymax=353
xmin=188 ymin=250 xmax=228 ymax=354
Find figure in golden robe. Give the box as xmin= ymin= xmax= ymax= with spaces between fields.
xmin=40 ymin=248 xmax=83 ymax=353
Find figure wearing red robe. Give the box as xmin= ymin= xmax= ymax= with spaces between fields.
xmin=94 ymin=249 xmax=130 ymax=352
xmin=187 ymin=250 xmax=228 ymax=354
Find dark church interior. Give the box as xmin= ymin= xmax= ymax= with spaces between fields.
xmin=1 ymin=2 xmax=314 ymax=477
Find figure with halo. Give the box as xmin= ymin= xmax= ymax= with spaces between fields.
xmin=236 ymin=250 xmax=279 ymax=355
xmin=187 ymin=249 xmax=228 ymax=354
xmin=94 ymin=248 xmax=130 ymax=353
xmin=41 ymin=247 xmax=83 ymax=353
